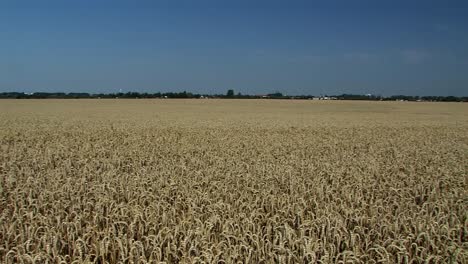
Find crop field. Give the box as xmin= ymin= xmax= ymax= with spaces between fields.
xmin=0 ymin=99 xmax=467 ymax=263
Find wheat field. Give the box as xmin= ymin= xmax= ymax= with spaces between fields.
xmin=0 ymin=99 xmax=467 ymax=263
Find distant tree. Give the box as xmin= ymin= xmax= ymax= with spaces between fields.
xmin=226 ymin=89 xmax=235 ymax=97
xmin=267 ymin=92 xmax=283 ymax=98
xmin=68 ymin=93 xmax=90 ymax=98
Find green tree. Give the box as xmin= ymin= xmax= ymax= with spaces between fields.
xmin=226 ymin=89 xmax=234 ymax=97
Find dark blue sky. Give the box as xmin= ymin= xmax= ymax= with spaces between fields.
xmin=1 ymin=0 xmax=467 ymax=95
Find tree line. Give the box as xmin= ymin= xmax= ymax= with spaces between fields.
xmin=0 ymin=91 xmax=466 ymax=102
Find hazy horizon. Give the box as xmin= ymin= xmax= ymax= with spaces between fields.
xmin=1 ymin=0 xmax=468 ymax=96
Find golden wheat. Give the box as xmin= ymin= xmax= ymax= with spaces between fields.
xmin=0 ymin=99 xmax=467 ymax=263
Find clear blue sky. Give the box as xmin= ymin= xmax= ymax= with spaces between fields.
xmin=1 ymin=0 xmax=467 ymax=96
